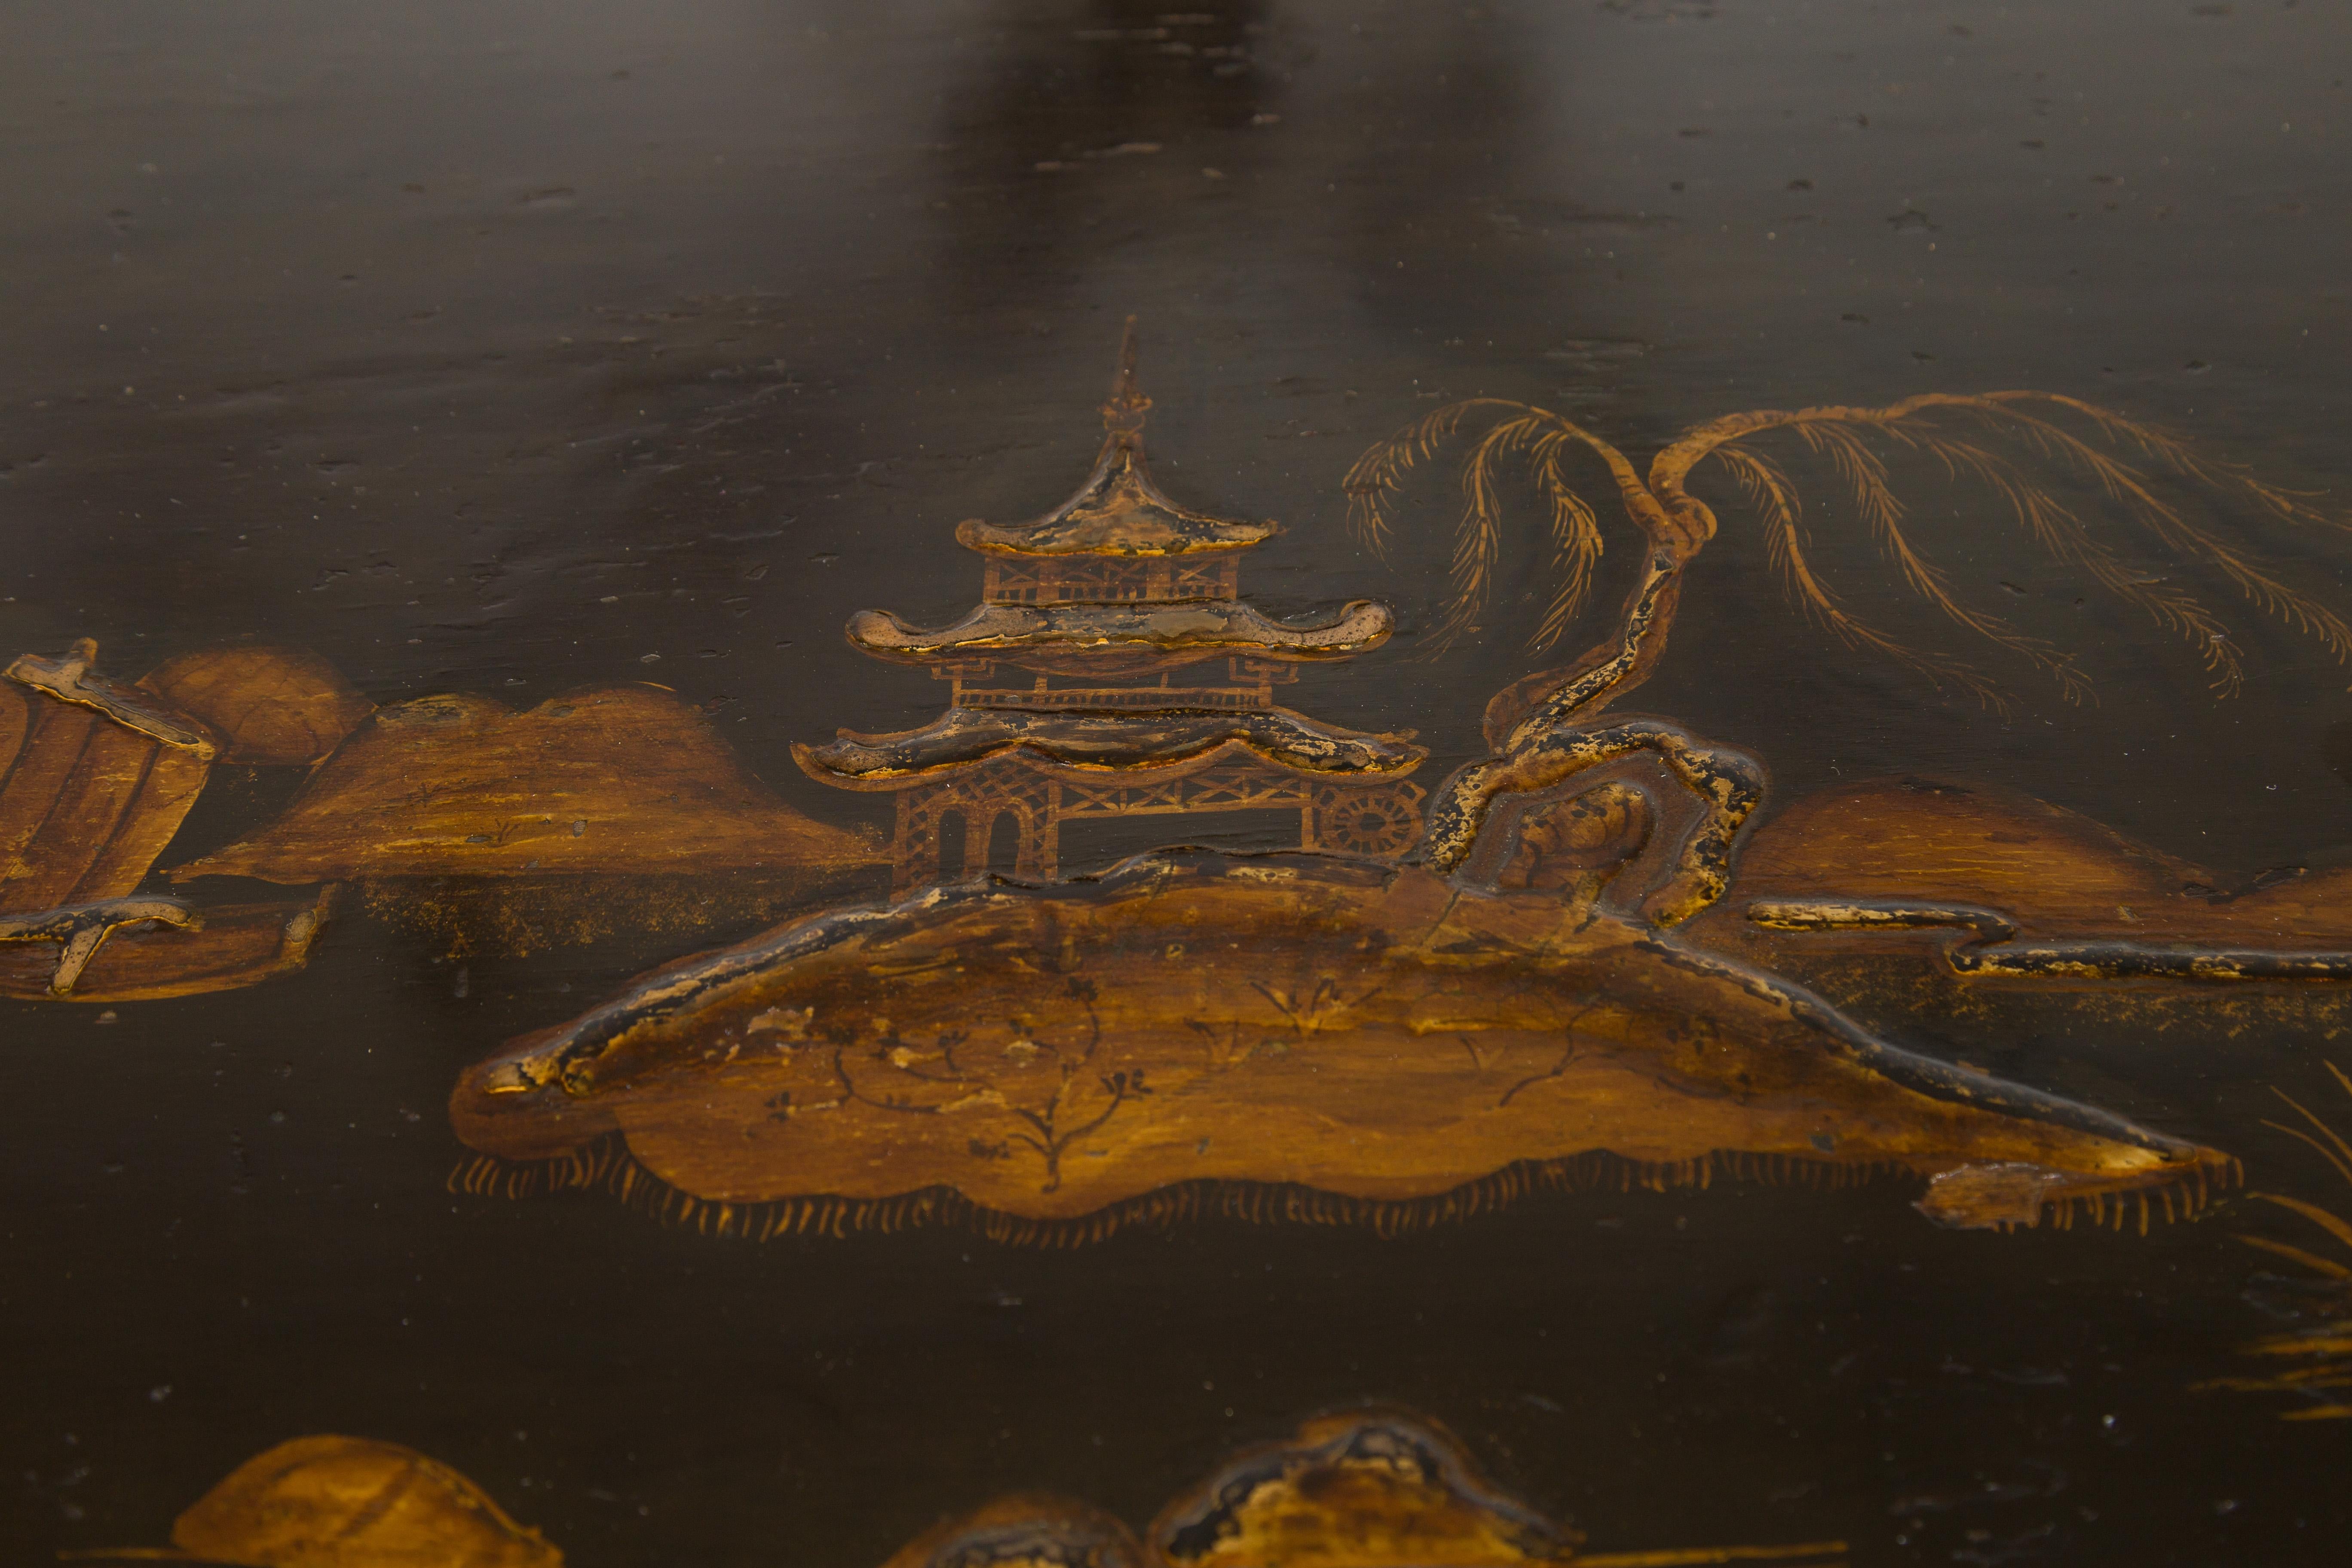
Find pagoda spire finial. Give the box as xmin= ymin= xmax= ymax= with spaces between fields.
xmin=1102 ymin=315 xmax=1151 ymax=437
xmin=950 ymin=317 xmax=1279 ymax=555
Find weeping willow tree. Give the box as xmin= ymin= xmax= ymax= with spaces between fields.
xmin=1344 ymin=393 xmax=2349 ymax=886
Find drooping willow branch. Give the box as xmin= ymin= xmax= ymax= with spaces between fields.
xmin=1353 ymin=390 xmax=2349 ymax=889
xmin=1345 ymin=391 xmax=2350 ymax=714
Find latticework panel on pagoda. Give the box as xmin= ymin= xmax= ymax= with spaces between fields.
xmin=983 ymin=556 xmax=1238 ymax=606
xmin=953 ymin=656 xmax=1292 ymax=713
xmin=1056 ymin=763 xmax=1426 ymax=855
xmin=955 ymin=681 xmax=1274 ymax=713
xmin=1058 ymin=758 xmax=1315 ymax=820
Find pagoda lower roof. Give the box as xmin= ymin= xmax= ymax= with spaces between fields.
xmin=793 ymin=705 xmax=1427 ymax=791
xmin=845 ymin=599 xmax=1394 ymax=666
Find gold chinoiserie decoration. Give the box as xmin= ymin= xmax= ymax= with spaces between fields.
xmin=795 ymin=319 xmax=1427 ymax=892
xmin=2197 ymin=1061 xmax=2352 ymax=1420
xmin=79 ymin=1416 xmax=1840 ymax=1568
xmin=65 ymin=1434 xmax=560 ymax=1568
xmin=883 ymin=1410 xmax=1847 ymax=1568
xmin=455 ymin=374 xmax=2352 ymax=1243
xmin=0 ymin=639 xmax=352 ymax=1000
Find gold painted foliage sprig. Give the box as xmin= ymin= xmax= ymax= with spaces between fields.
xmin=1345 ymin=390 xmax=2349 ymax=705
xmin=2200 ymin=1061 xmax=2352 ymax=1421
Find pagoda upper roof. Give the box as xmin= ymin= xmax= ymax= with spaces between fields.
xmin=793 ymin=705 xmax=1426 ymax=790
xmin=844 ymin=598 xmax=1394 ymax=670
xmin=954 ymin=319 xmax=1275 ymax=557
xmin=956 ymin=432 xmax=1275 ymax=557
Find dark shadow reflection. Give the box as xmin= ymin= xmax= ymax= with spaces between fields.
xmin=928 ymin=1 xmax=1279 ymax=322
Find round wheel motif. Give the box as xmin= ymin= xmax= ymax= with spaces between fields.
xmin=1315 ymin=786 xmax=1422 ymax=857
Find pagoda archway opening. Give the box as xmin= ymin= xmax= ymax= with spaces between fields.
xmin=985 ymin=811 xmax=1022 ymax=876
xmin=934 ymin=809 xmax=968 ymax=879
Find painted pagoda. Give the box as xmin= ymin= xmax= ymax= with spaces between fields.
xmin=795 ymin=324 xmax=1428 ymax=892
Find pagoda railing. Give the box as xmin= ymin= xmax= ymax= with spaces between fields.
xmin=1055 ymin=759 xmax=1318 ymax=818
xmin=940 ymin=658 xmax=1296 ymax=711
xmin=956 ymin=684 xmax=1273 ymax=712
xmin=982 ymin=556 xmax=1239 ymax=605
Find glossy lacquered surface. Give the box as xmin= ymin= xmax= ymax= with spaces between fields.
xmin=6 ymin=4 xmax=2352 ymax=1565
